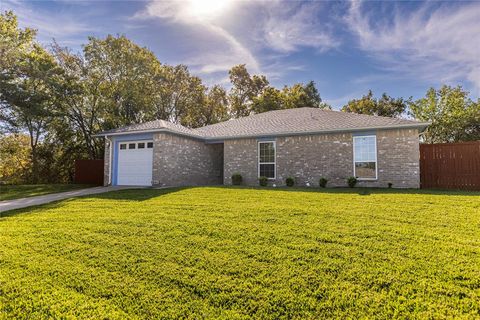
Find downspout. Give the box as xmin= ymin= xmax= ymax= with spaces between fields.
xmin=106 ymin=136 xmax=113 ymax=186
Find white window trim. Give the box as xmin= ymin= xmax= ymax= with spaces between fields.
xmin=258 ymin=141 xmax=276 ymax=180
xmin=119 ymin=140 xmax=153 ymax=151
xmin=353 ymin=135 xmax=378 ymax=180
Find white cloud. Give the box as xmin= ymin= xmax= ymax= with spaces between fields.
xmin=135 ymin=0 xmax=261 ymax=75
xmin=134 ymin=0 xmax=339 ymax=81
xmin=2 ymin=0 xmax=92 ymax=46
xmin=261 ymin=2 xmax=340 ymax=53
xmin=346 ymin=0 xmax=480 ymax=92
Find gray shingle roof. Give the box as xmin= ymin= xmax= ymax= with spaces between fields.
xmin=95 ymin=108 xmax=429 ymax=140
xmin=96 ymin=119 xmax=202 ymax=138
xmin=194 ymin=108 xmax=428 ymax=139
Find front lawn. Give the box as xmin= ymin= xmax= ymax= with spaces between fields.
xmin=0 ymin=187 xmax=479 ymax=319
xmin=0 ymin=184 xmax=94 ymax=201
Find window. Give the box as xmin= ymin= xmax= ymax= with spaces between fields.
xmin=120 ymin=144 xmax=126 ymax=150
xmin=147 ymin=142 xmax=153 ymax=148
xmin=138 ymin=142 xmax=145 ymax=149
xmin=128 ymin=143 xmax=136 ymax=149
xmin=353 ymin=135 xmax=377 ymax=179
xmin=258 ymin=141 xmax=276 ymax=179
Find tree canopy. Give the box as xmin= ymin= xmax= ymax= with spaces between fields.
xmin=341 ymin=90 xmax=407 ymax=118
xmin=409 ymin=86 xmax=479 ymax=143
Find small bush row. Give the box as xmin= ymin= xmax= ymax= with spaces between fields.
xmin=231 ymin=173 xmax=394 ymax=188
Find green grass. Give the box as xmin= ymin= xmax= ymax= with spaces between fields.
xmin=0 ymin=187 xmax=479 ymax=319
xmin=0 ymin=184 xmax=94 ymax=201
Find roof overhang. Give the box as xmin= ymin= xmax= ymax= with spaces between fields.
xmin=201 ymin=122 xmax=431 ymax=141
xmin=92 ymin=128 xmax=205 ymax=141
xmin=93 ymin=122 xmax=430 ymax=142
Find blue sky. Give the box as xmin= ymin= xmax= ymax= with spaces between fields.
xmin=2 ymin=0 xmax=479 ymax=108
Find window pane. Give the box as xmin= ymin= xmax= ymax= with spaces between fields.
xmin=260 ymin=164 xmax=275 ymax=178
xmin=355 ymin=162 xmax=376 ymax=179
xmin=128 ymin=143 xmax=136 ymax=149
xmin=138 ymin=143 xmax=145 ymax=149
xmin=120 ymin=144 xmax=126 ymax=150
xmin=259 ymin=142 xmax=275 ymax=163
xmin=354 ymin=136 xmax=376 ymax=162
xmin=147 ymin=142 xmax=153 ymax=148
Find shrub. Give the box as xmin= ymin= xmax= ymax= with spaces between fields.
xmin=347 ymin=177 xmax=357 ymax=188
xmin=285 ymin=177 xmax=295 ymax=187
xmin=258 ymin=176 xmax=268 ymax=186
xmin=231 ymin=173 xmax=242 ymax=185
xmin=388 ymin=182 xmax=393 ymax=188
xmin=319 ymin=177 xmax=328 ymax=188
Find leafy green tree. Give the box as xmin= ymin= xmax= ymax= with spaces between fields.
xmin=153 ymin=64 xmax=206 ymax=126
xmin=228 ymin=64 xmax=269 ymax=117
xmin=0 ymin=133 xmax=31 ymax=183
xmin=0 ymin=11 xmax=35 ymax=77
xmin=51 ymin=43 xmax=103 ymax=159
xmin=341 ymin=90 xmax=407 ymax=118
xmin=282 ymin=82 xmax=331 ymax=110
xmin=301 ymin=81 xmax=329 ymax=108
xmin=83 ymin=35 xmax=160 ymax=128
xmin=0 ymin=11 xmax=61 ymax=182
xmin=182 ymin=85 xmax=229 ymax=128
xmin=204 ymin=85 xmax=229 ymax=124
xmin=252 ymin=87 xmax=284 ymax=114
xmin=409 ymin=85 xmax=480 ymax=143
xmin=229 ymin=66 xmax=330 ymax=116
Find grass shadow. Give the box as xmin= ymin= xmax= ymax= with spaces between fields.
xmin=0 ymin=187 xmax=189 ymax=219
xmin=85 ymin=186 xmax=189 ymax=201
xmin=219 ymin=185 xmax=480 ymax=196
xmin=2 ymin=185 xmax=478 ymax=219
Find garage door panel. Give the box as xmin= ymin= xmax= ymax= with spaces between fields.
xmin=117 ymin=141 xmax=153 ymax=186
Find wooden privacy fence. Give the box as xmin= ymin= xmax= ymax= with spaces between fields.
xmin=420 ymin=141 xmax=480 ymax=190
xmin=74 ymin=159 xmax=104 ymax=186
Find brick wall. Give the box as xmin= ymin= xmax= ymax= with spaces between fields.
xmin=152 ymin=133 xmax=223 ymax=187
xmin=375 ymin=128 xmax=420 ymax=188
xmin=276 ymin=133 xmax=353 ymax=187
xmin=223 ymin=138 xmax=258 ymax=185
xmin=224 ymin=128 xmax=420 ymax=188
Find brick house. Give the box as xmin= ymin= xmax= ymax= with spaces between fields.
xmin=95 ymin=108 xmax=429 ymax=188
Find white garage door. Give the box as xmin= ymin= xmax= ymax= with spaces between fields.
xmin=117 ymin=140 xmax=153 ymax=186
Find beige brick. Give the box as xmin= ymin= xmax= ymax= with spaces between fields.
xmin=224 ymin=129 xmax=420 ymax=188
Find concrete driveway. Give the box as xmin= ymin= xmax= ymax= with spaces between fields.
xmin=0 ymin=186 xmax=136 ymax=213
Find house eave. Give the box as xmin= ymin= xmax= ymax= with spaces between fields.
xmin=202 ymin=122 xmax=431 ymax=141
xmin=92 ymin=129 xmax=205 ymax=141
xmin=93 ymin=122 xmax=430 ymax=142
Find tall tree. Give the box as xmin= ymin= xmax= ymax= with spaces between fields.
xmin=228 ymin=64 xmax=269 ymax=117
xmin=282 ymin=82 xmax=331 ymax=110
xmin=182 ymin=85 xmax=229 ymax=128
xmin=51 ymin=43 xmax=103 ymax=159
xmin=0 ymin=11 xmax=61 ymax=182
xmin=409 ymin=85 xmax=480 ymax=143
xmin=252 ymin=87 xmax=284 ymax=114
xmin=204 ymin=85 xmax=229 ymax=124
xmin=153 ymin=64 xmax=206 ymax=125
xmin=341 ymin=90 xmax=407 ymax=118
xmin=302 ymin=81 xmax=327 ymax=108
xmin=83 ymin=35 xmax=160 ymax=128
xmin=229 ymin=65 xmax=330 ymax=116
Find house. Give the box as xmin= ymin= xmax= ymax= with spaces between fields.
xmin=94 ymin=108 xmax=429 ymax=188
